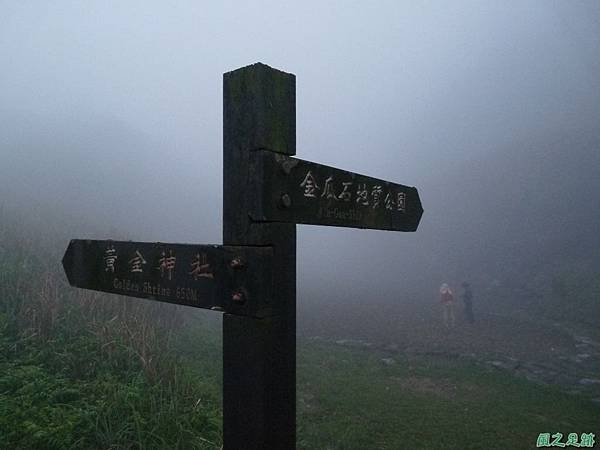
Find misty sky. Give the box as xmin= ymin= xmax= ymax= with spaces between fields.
xmin=1 ymin=1 xmax=599 ymax=304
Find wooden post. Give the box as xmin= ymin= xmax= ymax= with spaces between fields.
xmin=222 ymin=63 xmax=296 ymax=449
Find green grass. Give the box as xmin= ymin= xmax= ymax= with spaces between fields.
xmin=296 ymin=341 xmax=600 ymax=450
xmin=172 ymin=323 xmax=599 ymax=449
xmin=0 ymin=314 xmax=222 ymax=450
xmin=0 ymin=209 xmax=223 ymax=449
xmin=1 ymin=209 xmax=598 ymax=449
xmin=3 ymin=303 xmax=599 ymax=450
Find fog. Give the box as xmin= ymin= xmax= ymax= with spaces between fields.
xmin=2 ymin=1 xmax=600 ymax=313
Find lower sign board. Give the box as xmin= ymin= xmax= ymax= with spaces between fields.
xmin=62 ymin=239 xmax=273 ymax=317
xmin=249 ymin=149 xmax=423 ymax=232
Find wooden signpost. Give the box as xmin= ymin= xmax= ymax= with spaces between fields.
xmin=62 ymin=62 xmax=423 ymax=449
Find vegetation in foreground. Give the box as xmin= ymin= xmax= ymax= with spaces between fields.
xmin=0 ymin=212 xmax=222 ymax=449
xmin=297 ymin=341 xmax=600 ymax=450
xmin=1 ymin=211 xmax=598 ymax=449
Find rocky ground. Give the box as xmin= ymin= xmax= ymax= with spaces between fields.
xmin=299 ymin=299 xmax=600 ymax=405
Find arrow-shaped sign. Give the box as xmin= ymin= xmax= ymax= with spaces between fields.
xmin=249 ymin=149 xmax=423 ymax=232
xmin=62 ymin=239 xmax=273 ymax=317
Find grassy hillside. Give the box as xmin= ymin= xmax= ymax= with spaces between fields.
xmin=1 ymin=210 xmax=598 ymax=449
xmin=0 ymin=210 xmax=222 ymax=449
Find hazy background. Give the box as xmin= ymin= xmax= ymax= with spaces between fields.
xmin=2 ymin=1 xmax=599 ymax=314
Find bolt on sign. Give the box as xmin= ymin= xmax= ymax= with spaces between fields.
xmin=62 ymin=62 xmax=423 ymax=450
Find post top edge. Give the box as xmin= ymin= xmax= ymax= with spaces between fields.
xmin=224 ymin=62 xmax=295 ymax=77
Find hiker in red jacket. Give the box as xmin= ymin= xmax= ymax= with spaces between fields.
xmin=439 ymin=283 xmax=455 ymax=328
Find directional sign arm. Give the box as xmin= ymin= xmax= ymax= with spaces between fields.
xmin=62 ymin=239 xmax=273 ymax=317
xmin=248 ymin=149 xmax=423 ymax=232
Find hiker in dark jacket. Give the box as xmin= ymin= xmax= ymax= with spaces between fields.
xmin=461 ymin=281 xmax=475 ymax=324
